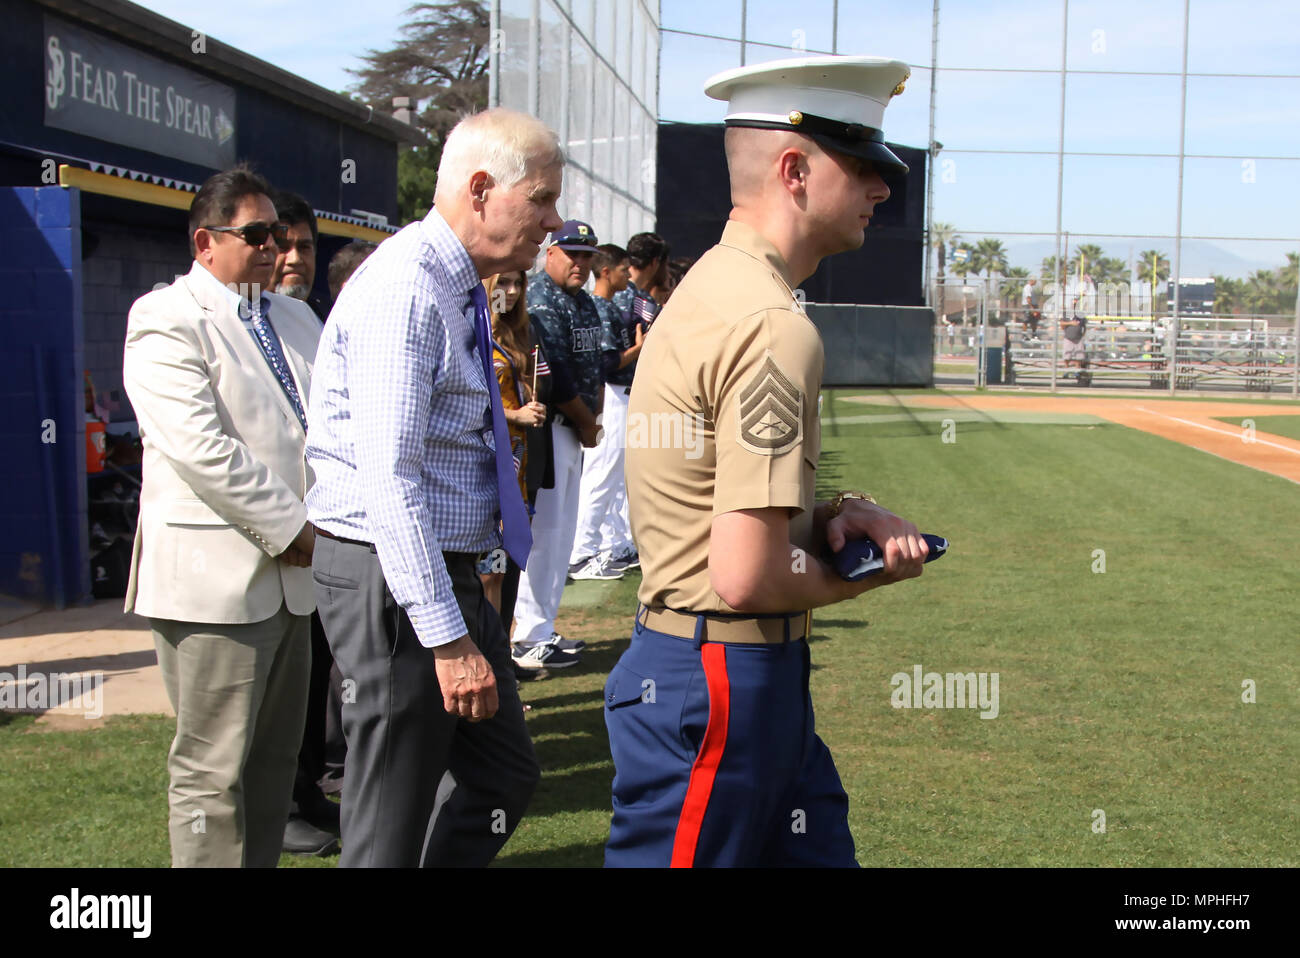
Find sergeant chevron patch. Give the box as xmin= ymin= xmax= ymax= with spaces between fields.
xmin=737 ymin=353 xmax=803 ymax=454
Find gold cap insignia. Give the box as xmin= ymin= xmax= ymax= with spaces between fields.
xmin=891 ymin=81 xmax=906 ymax=97
xmin=788 ymin=110 xmax=803 ymax=126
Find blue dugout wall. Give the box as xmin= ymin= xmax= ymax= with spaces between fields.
xmin=0 ymin=186 xmax=87 ymax=607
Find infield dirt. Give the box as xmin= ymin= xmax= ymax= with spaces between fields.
xmin=853 ymin=394 xmax=1300 ymax=484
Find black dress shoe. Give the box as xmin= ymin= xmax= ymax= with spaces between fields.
xmin=282 ymin=815 xmax=340 ymax=856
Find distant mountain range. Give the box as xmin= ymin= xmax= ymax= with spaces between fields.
xmin=985 ymin=238 xmax=1285 ymax=280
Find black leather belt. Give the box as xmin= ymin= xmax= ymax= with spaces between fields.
xmin=316 ymin=527 xmax=376 ymax=552
xmin=317 ymin=528 xmax=487 ymax=565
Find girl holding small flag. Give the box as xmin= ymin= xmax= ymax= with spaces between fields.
xmin=479 ymin=270 xmax=547 ymax=621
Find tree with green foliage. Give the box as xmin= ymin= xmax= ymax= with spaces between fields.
xmin=1040 ymin=254 xmax=1069 ymax=282
xmin=1001 ymin=266 xmax=1031 ymax=314
xmin=1213 ymin=274 xmax=1246 ymax=315
xmin=1280 ymin=251 xmax=1298 ymax=293
xmin=930 ymin=222 xmax=959 ymax=323
xmin=1093 ymin=256 xmax=1128 ymax=287
xmin=349 ymin=1 xmax=490 ymax=224
xmin=949 ymin=238 xmax=976 ymax=323
xmin=971 ymin=238 xmax=1009 ymax=320
xmin=972 ymin=237 xmax=1009 ymax=280
xmin=1243 ymin=268 xmax=1287 ymax=315
xmin=1072 ymin=243 xmax=1105 ymax=281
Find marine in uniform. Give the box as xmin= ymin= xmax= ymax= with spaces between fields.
xmin=604 ymin=56 xmax=931 ymax=867
xmin=513 ymin=221 xmax=606 ymax=657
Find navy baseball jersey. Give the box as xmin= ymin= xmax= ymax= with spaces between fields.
xmin=527 ymin=271 xmax=604 ymax=413
xmin=595 ymin=294 xmax=637 ymax=388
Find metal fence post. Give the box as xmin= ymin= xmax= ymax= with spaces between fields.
xmin=1293 ymin=276 xmax=1300 ymax=399
xmin=977 ymin=285 xmax=987 ymax=388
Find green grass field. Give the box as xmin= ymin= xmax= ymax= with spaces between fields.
xmin=3 ymin=388 xmax=1297 ymax=867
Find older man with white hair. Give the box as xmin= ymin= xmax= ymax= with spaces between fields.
xmin=306 ymin=108 xmax=564 ymax=867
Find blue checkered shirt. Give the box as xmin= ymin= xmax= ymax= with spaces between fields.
xmin=305 ymin=209 xmax=498 ymax=648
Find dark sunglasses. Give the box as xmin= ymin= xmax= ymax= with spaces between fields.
xmin=203 ymin=221 xmax=291 ymax=252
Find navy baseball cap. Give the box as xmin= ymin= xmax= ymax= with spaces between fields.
xmin=551 ymin=219 xmax=598 ymax=252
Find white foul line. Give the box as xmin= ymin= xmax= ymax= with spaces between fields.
xmin=1132 ymin=407 xmax=1300 ymax=456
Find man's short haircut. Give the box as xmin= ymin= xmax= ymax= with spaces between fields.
xmin=188 ymin=165 xmax=274 ymax=258
xmin=274 ymin=190 xmax=318 ymax=244
xmin=626 ymin=232 xmax=670 ymax=271
xmin=433 ymin=108 xmax=565 ymax=204
xmin=592 ymin=243 xmax=628 ymax=277
xmin=327 ymin=240 xmax=378 ymax=302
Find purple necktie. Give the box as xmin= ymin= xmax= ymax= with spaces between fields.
xmin=471 ymin=284 xmax=532 ymax=569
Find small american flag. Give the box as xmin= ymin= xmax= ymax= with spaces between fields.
xmin=533 ymin=345 xmax=550 ymax=377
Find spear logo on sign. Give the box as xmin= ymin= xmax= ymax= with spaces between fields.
xmin=41 ymin=15 xmax=238 ymax=168
xmin=214 ymin=108 xmax=234 ymax=146
xmin=737 ymin=353 xmax=803 ymax=455
xmin=46 ymin=36 xmax=66 ymax=109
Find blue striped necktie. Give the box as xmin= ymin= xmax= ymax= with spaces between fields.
xmin=250 ymin=296 xmax=307 ymax=430
xmin=471 ymin=284 xmax=533 ymax=569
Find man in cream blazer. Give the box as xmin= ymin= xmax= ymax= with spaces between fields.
xmin=123 ymin=167 xmax=323 ymax=867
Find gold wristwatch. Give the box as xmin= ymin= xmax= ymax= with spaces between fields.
xmin=828 ymin=490 xmax=876 ymax=517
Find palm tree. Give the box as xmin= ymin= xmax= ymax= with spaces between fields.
xmin=1072 ymin=243 xmax=1105 ymax=281
xmin=930 ymin=222 xmax=959 ymax=323
xmin=971 ymin=238 xmax=1009 ymax=320
xmin=951 ymin=242 xmax=975 ymax=324
xmin=1094 ymin=256 xmax=1127 ymax=286
xmin=1280 ymin=251 xmax=1298 ymax=294
xmin=1139 ymin=250 xmax=1170 ymax=317
xmin=1244 ymin=268 xmax=1286 ymax=315
xmin=1041 ymin=255 xmax=1069 ymax=281
xmin=1001 ymin=267 xmax=1031 ymax=327
xmin=1213 ymin=274 xmax=1245 ymax=315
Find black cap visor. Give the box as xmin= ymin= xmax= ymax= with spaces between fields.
xmin=808 ymin=132 xmax=909 ymax=179
xmin=725 ymin=115 xmax=909 ymax=179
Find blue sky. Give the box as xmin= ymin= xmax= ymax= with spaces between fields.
xmin=657 ymin=0 xmax=1300 ymax=272
xmin=132 ymin=0 xmax=1299 ymax=274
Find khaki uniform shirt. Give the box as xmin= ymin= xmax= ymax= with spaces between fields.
xmin=627 ymin=219 xmax=823 ymax=613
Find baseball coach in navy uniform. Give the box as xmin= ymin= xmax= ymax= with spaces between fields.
xmin=512 ymin=220 xmax=605 ymax=666
xmin=604 ymin=56 xmax=931 ymax=867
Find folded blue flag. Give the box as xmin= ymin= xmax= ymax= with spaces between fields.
xmin=831 ymin=534 xmax=949 ymax=581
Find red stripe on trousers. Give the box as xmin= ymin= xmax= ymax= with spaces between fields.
xmin=669 ymin=642 xmax=730 ymax=868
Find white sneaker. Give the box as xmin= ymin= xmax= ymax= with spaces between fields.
xmin=512 ymin=642 xmax=581 ymax=670
xmin=544 ymin=632 xmax=586 ymax=652
xmin=568 ymin=554 xmax=625 ymax=581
